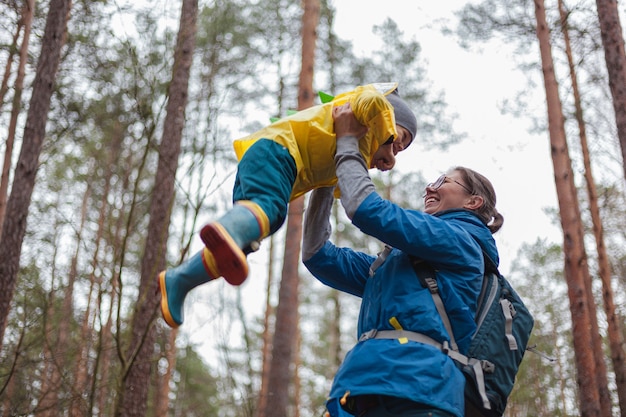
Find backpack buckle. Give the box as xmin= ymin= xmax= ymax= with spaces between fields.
xmin=481 ymin=360 xmax=495 ymax=374
xmin=359 ymin=329 xmax=378 ymax=342
xmin=424 ymin=277 xmax=439 ymax=294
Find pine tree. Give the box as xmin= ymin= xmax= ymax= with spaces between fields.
xmin=0 ymin=0 xmax=72 ymax=348
xmin=116 ymin=1 xmax=198 ymax=415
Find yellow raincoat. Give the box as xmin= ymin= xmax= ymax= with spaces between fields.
xmin=233 ymin=83 xmax=399 ymax=200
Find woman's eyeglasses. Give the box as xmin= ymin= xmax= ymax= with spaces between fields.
xmin=426 ymin=175 xmax=473 ymax=194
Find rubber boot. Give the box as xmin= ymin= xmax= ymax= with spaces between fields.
xmin=200 ymin=201 xmax=270 ymax=286
xmin=158 ymin=248 xmax=220 ymax=328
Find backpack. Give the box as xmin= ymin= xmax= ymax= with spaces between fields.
xmin=409 ymin=253 xmax=535 ymax=417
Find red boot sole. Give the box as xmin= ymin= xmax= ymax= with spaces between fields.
xmin=200 ymin=223 xmax=248 ymax=286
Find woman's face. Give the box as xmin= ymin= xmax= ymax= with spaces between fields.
xmin=423 ymin=171 xmax=480 ymax=214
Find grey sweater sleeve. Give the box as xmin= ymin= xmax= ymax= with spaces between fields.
xmin=335 ymin=136 xmax=376 ymax=219
xmin=302 ymin=186 xmax=335 ymax=262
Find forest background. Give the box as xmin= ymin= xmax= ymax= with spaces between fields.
xmin=0 ymin=0 xmax=625 ymax=416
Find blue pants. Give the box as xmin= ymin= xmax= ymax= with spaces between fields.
xmin=232 ymin=139 xmax=297 ymax=235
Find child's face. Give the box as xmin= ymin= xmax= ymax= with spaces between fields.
xmin=370 ymin=126 xmax=412 ymax=171
xmin=392 ymin=126 xmax=413 ymax=154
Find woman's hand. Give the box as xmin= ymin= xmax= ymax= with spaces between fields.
xmin=332 ymin=103 xmax=368 ymax=139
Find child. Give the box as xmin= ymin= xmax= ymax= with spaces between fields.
xmin=159 ymin=82 xmax=417 ymax=328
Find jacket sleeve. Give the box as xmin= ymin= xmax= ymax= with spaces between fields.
xmin=334 ymin=136 xmax=376 ymax=219
xmin=353 ymin=194 xmax=484 ymax=272
xmin=302 ymin=186 xmax=335 ymax=262
xmin=303 ymin=241 xmax=374 ymax=298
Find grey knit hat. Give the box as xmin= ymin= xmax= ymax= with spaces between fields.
xmin=386 ymin=89 xmax=417 ymax=144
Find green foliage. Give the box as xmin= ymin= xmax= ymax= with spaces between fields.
xmin=455 ymin=0 xmax=537 ymax=50
xmin=0 ymin=261 xmax=48 ymax=415
xmin=175 ymin=346 xmax=220 ymax=415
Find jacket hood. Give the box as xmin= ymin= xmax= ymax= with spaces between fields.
xmin=434 ymin=209 xmax=500 ymax=268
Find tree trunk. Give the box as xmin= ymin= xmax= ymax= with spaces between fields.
xmin=115 ymin=0 xmax=197 ymax=415
xmin=255 ymin=237 xmax=275 ymax=417
xmin=51 ymin=182 xmax=90 ymax=416
xmin=265 ymin=197 xmax=304 ymax=416
xmin=559 ymin=1 xmax=626 ymax=414
xmin=72 ymin=125 xmax=123 ymax=417
xmin=324 ymin=1 xmax=342 ymax=379
xmin=155 ymin=328 xmax=177 ymax=417
xmin=95 ymin=274 xmax=119 ymax=416
xmin=38 ymin=215 xmax=65 ymax=416
xmin=0 ymin=0 xmax=71 ymax=348
xmin=38 ymin=269 xmax=60 ymax=416
xmin=0 ymin=2 xmax=25 ymax=109
xmin=534 ymin=1 xmax=602 ymax=416
xmin=264 ymin=1 xmax=319 ymax=415
xmin=0 ymin=0 xmax=34 ymax=238
xmin=293 ymin=324 xmax=302 ymax=417
xmin=594 ymin=0 xmax=626 ymax=183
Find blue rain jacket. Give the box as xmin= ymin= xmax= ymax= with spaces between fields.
xmin=304 ymin=192 xmax=499 ymax=417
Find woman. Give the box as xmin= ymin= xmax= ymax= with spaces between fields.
xmin=302 ymin=104 xmax=503 ymax=417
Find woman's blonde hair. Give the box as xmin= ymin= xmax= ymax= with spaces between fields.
xmin=453 ymin=166 xmax=504 ymax=234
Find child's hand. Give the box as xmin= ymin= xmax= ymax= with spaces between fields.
xmin=332 ymin=103 xmax=368 ymax=139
